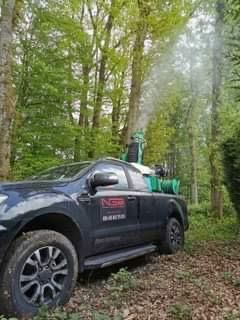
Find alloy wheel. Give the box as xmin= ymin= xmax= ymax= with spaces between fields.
xmin=20 ymin=246 xmax=69 ymax=306
xmin=169 ymin=222 xmax=182 ymax=250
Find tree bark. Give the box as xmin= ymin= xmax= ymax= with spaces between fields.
xmin=111 ymin=71 xmax=125 ymax=146
xmin=74 ymin=64 xmax=90 ymax=161
xmin=124 ymin=0 xmax=149 ymax=145
xmin=92 ymin=0 xmax=115 ymax=129
xmin=188 ymin=42 xmax=198 ymax=205
xmin=210 ymin=0 xmax=224 ymax=217
xmin=0 ymin=0 xmax=17 ymax=180
xmin=189 ymin=124 xmax=199 ymax=204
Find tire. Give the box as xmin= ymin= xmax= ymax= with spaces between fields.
xmin=159 ymin=217 xmax=184 ymax=254
xmin=0 ymin=230 xmax=78 ymax=317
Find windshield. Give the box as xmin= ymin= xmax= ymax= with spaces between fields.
xmin=29 ymin=162 xmax=92 ymax=181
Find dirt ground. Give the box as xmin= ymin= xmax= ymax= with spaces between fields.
xmin=66 ymin=241 xmax=240 ymax=320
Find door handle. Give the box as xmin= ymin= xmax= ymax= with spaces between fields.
xmin=128 ymin=195 xmax=137 ymax=201
xmin=77 ymin=196 xmax=90 ymax=204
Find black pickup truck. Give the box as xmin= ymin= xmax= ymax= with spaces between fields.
xmin=0 ymin=158 xmax=188 ymax=316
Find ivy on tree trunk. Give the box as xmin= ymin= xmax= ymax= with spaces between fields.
xmin=0 ymin=0 xmax=17 ymax=180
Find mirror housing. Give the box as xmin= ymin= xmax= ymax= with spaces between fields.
xmin=90 ymin=172 xmax=119 ymax=189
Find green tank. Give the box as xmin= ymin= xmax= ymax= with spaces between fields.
xmin=120 ymin=130 xmax=181 ymax=195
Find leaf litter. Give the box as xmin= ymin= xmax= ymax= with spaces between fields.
xmin=65 ymin=241 xmax=240 ymax=320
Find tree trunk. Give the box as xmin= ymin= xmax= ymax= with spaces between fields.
xmin=0 ymin=0 xmax=17 ymax=180
xmin=189 ymin=124 xmax=198 ymax=204
xmin=111 ymin=71 xmax=125 ymax=146
xmin=92 ymin=0 xmax=115 ymax=129
xmin=74 ymin=64 xmax=90 ymax=161
xmin=210 ymin=0 xmax=224 ymax=217
xmin=188 ymin=41 xmax=198 ymax=205
xmin=124 ymin=0 xmax=149 ymax=145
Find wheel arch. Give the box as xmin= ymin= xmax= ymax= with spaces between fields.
xmin=14 ymin=213 xmax=84 ymax=270
xmin=167 ymin=199 xmax=185 ymax=226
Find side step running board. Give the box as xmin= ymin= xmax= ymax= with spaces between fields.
xmin=84 ymin=244 xmax=157 ymax=269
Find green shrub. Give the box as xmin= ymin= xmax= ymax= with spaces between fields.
xmin=189 ymin=197 xmax=235 ymax=217
xmin=188 ymin=202 xmax=210 ymax=216
xmin=0 ymin=316 xmax=18 ymax=320
xmin=224 ymin=312 xmax=240 ymax=320
xmin=186 ymin=214 xmax=238 ymax=244
xmin=32 ymin=307 xmax=121 ymax=320
xmin=33 ymin=307 xmax=82 ymax=320
xmin=107 ymin=268 xmax=137 ymax=299
xmin=167 ymin=304 xmax=192 ymax=320
xmin=93 ymin=313 xmax=122 ymax=320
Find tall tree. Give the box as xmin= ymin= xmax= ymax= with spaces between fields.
xmin=209 ymin=0 xmax=225 ymax=217
xmin=188 ymin=37 xmax=199 ymax=205
xmin=91 ymin=0 xmax=116 ymax=130
xmin=124 ymin=0 xmax=150 ymax=144
xmin=0 ymin=0 xmax=19 ymax=180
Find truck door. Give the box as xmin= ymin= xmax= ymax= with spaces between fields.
xmin=127 ymin=167 xmax=158 ymax=243
xmin=85 ymin=162 xmax=141 ymax=254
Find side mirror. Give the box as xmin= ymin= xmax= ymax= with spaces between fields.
xmin=90 ymin=172 xmax=119 ymax=189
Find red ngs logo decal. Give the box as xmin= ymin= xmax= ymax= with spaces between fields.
xmin=101 ymin=197 xmax=125 ymax=208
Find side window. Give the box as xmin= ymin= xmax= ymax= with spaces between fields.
xmin=128 ymin=168 xmax=148 ymax=191
xmin=94 ymin=163 xmax=129 ymax=190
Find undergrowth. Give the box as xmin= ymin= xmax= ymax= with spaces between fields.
xmin=107 ymin=267 xmax=137 ymax=299
xmin=187 ymin=213 xmax=239 ymax=242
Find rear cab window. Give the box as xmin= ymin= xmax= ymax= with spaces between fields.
xmin=127 ymin=167 xmax=149 ymax=191
xmin=93 ymin=162 xmax=129 ymax=190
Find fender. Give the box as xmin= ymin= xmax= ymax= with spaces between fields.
xmin=0 ymin=191 xmax=91 ymax=266
xmin=167 ymin=198 xmax=186 ymax=228
xmin=18 ymin=209 xmax=85 ymax=241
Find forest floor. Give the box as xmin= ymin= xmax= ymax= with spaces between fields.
xmin=66 ymin=241 xmax=240 ymax=320
xmin=65 ymin=216 xmax=240 ymax=320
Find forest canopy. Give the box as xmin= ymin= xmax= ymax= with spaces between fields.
xmin=0 ymin=0 xmax=240 ymax=219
